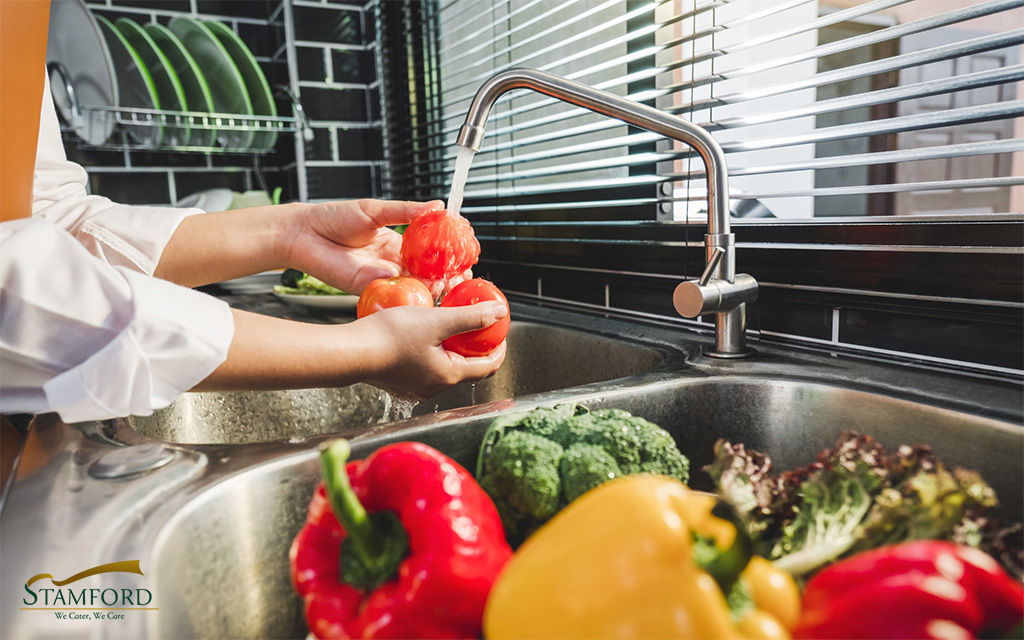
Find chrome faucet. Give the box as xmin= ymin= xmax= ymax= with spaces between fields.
xmin=456 ymin=68 xmax=758 ymax=358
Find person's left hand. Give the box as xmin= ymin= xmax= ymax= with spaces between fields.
xmin=286 ymin=199 xmax=443 ymax=294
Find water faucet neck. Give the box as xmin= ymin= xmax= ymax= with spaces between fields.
xmin=458 ymin=68 xmax=755 ymax=358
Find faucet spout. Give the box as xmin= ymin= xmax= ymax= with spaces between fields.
xmin=457 ymin=68 xmax=757 ymax=358
xmin=457 ymin=68 xmax=730 ymax=236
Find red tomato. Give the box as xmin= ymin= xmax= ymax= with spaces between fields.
xmin=439 ymin=279 xmax=510 ymax=357
xmin=357 ymin=277 xmax=434 ymax=318
xmin=401 ymin=208 xmax=480 ymax=281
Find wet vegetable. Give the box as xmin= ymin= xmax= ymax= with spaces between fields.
xmin=289 ymin=440 xmax=512 ymax=639
xmin=355 ymin=276 xmax=434 ymax=318
xmin=476 ymin=403 xmax=690 ymax=545
xmin=794 ymin=540 xmax=1024 ymax=639
xmin=438 ymin=278 xmax=509 ymax=356
xmin=484 ymin=475 xmax=801 ymax=639
xmin=705 ymin=432 xmax=1002 ymax=580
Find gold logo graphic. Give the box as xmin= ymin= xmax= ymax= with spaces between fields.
xmin=26 ymin=560 xmax=145 ymax=588
xmin=22 ymin=560 xmax=156 ymax=616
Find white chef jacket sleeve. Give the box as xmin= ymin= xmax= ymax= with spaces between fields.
xmin=0 ymin=218 xmax=235 ymax=423
xmin=32 ymin=73 xmax=205 ymax=275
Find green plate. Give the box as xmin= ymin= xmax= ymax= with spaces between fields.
xmin=145 ymin=23 xmax=216 ymax=148
xmin=95 ymin=15 xmax=163 ymax=147
xmin=204 ymin=20 xmax=277 ymax=152
xmin=115 ymin=18 xmax=190 ymax=147
xmin=169 ymin=16 xmax=254 ymax=150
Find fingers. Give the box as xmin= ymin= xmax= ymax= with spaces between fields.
xmin=449 ymin=340 xmax=507 ymax=382
xmin=433 ymin=301 xmax=508 ymax=340
xmin=358 ymin=199 xmax=445 ymax=228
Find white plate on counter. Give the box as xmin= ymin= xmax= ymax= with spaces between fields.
xmin=273 ymin=292 xmax=359 ymax=311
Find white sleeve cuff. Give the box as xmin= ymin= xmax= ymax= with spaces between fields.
xmin=33 ymin=73 xmax=205 ymax=275
xmin=42 ymin=269 xmax=235 ymax=423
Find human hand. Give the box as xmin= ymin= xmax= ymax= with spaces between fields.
xmin=354 ymin=301 xmax=508 ymax=400
xmin=286 ymin=199 xmax=444 ymax=294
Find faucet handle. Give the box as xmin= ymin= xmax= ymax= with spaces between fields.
xmin=698 ymin=247 xmax=725 ymax=286
xmin=674 ymin=271 xmax=758 ymax=319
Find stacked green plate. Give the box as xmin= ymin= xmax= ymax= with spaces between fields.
xmin=169 ymin=16 xmax=254 ymax=150
xmin=145 ymin=23 xmax=217 ymax=148
xmin=205 ymin=20 xmax=278 ymax=152
xmin=115 ymin=18 xmax=190 ymax=147
xmin=95 ymin=15 xmax=163 ymax=147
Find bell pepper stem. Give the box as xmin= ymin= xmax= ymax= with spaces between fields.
xmin=320 ymin=440 xmax=377 ymax=553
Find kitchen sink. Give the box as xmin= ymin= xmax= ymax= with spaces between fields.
xmin=126 ymin=320 xmax=664 ymax=444
xmin=140 ymin=375 xmax=1023 ymax=640
xmin=2 ymin=304 xmax=1021 ymax=640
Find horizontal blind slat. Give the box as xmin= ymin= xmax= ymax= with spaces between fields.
xmin=708 ymin=64 xmax=1024 ymax=131
xmin=660 ymin=3 xmax=1024 ymax=93
xmin=720 ymin=100 xmax=1024 ymax=153
xmin=666 ymin=139 xmax=1024 ymax=178
xmin=671 ymin=176 xmax=1024 ymax=201
xmin=441 ymin=0 xmax=665 ymax=98
xmin=666 ymin=30 xmax=1024 ymax=117
xmin=417 ymin=62 xmax=1021 ymax=167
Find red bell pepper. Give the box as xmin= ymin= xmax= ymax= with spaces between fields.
xmin=794 ymin=540 xmax=1024 ymax=639
xmin=289 ymin=439 xmax=512 ymax=639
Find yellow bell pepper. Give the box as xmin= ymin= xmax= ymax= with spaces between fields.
xmin=483 ymin=475 xmax=800 ymax=639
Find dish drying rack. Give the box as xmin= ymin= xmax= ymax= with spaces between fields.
xmin=62 ymin=104 xmax=311 ymax=153
xmin=53 ymin=63 xmax=314 ymax=154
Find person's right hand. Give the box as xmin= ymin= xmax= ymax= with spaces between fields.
xmin=353 ymin=300 xmax=508 ymax=400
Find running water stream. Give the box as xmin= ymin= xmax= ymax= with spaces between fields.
xmin=379 ymin=391 xmax=419 ymax=422
xmin=446 ymin=146 xmax=476 ymax=217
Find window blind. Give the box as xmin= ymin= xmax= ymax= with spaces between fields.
xmin=376 ymin=0 xmax=1024 ymax=220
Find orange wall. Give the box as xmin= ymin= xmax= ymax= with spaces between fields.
xmin=0 ymin=0 xmax=51 ymax=221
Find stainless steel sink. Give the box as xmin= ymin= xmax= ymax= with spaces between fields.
xmin=2 ymin=304 xmax=1021 ymax=640
xmin=127 ymin=320 xmax=664 ymax=444
xmin=137 ymin=376 xmax=1022 ymax=640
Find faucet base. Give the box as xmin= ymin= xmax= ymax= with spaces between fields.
xmin=704 ymin=346 xmax=757 ymax=359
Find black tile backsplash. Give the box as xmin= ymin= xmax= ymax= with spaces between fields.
xmin=306 ymin=128 xmax=334 ymax=162
xmin=841 ymin=307 xmax=1023 ymax=370
xmin=194 ymin=0 xmax=276 ymax=19
xmin=130 ymin=152 xmax=208 ymax=168
xmin=337 ymin=128 xmax=382 ymax=160
xmin=607 ymin=278 xmax=679 ymax=318
xmin=297 ymin=47 xmax=327 ymax=82
xmin=332 ymin=49 xmax=373 ymax=84
xmin=110 ymin=0 xmax=191 ymax=12
xmin=238 ymin=21 xmax=281 ymax=58
xmin=306 ymin=165 xmax=373 ymax=200
xmin=538 ymin=272 xmax=607 ymax=306
xmin=302 ymin=86 xmax=368 ymax=122
xmin=482 ymin=262 xmax=543 ymax=296
xmin=293 ymin=6 xmax=361 ymax=45
xmin=88 ymin=172 xmax=170 ymax=205
xmin=753 ymin=293 xmax=833 ymax=341
xmin=65 ymin=146 xmax=129 ymax=168
xmin=369 ymin=86 xmax=381 ymax=121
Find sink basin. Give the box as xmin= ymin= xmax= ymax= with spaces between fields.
xmin=4 ymin=302 xmax=1021 ymax=640
xmin=141 ymin=375 xmax=1023 ymax=640
xmin=127 ymin=320 xmax=664 ymax=444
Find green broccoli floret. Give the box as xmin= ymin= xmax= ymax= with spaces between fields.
xmin=560 ymin=443 xmax=621 ymax=503
xmin=476 ymin=404 xmax=690 ymax=546
xmin=477 ymin=430 xmax=563 ymax=542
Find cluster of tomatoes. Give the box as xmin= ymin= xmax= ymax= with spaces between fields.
xmin=356 ymin=207 xmax=509 ymax=357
